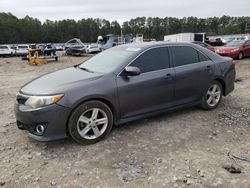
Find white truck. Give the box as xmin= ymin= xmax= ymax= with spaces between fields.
xmin=164 ymin=33 xmax=206 ymax=43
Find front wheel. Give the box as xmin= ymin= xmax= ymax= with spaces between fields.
xmin=68 ymin=101 xmax=113 ymax=144
xmin=201 ymin=81 xmax=222 ymax=110
xmin=238 ymin=52 xmax=244 ymax=60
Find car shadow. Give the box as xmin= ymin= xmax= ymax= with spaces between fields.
xmin=31 ymin=105 xmax=202 ymax=151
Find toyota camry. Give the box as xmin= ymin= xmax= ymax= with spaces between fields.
xmin=15 ymin=42 xmax=236 ymax=144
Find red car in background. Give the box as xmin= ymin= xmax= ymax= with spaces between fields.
xmin=216 ymin=40 xmax=250 ymax=59
xmin=192 ymin=41 xmax=215 ymax=52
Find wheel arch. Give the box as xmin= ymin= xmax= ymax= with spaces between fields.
xmin=65 ymin=97 xmax=117 ymax=136
xmin=214 ymin=78 xmax=226 ymax=96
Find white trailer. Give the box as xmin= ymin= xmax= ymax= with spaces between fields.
xmin=164 ymin=33 xmax=206 ymax=43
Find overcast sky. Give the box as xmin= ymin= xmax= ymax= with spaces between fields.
xmin=0 ymin=0 xmax=249 ymax=23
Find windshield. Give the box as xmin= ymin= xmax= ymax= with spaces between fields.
xmin=0 ymin=46 xmax=8 ymax=49
xmin=226 ymin=40 xmax=245 ymax=47
xmin=78 ymin=48 xmax=136 ymax=73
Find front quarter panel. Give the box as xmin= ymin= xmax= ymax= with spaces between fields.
xmin=57 ymin=74 xmax=119 ymax=118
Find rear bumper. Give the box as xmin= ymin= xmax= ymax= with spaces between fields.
xmin=15 ymin=102 xmax=71 ymax=141
xmin=224 ymin=68 xmax=236 ymax=96
xmin=16 ymin=52 xmax=28 ymax=56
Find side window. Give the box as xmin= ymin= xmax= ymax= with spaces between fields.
xmin=131 ymin=47 xmax=170 ymax=73
xmin=198 ymin=51 xmax=210 ymax=62
xmin=171 ymin=46 xmax=199 ymax=67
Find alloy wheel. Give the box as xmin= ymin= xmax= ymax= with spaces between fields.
xmin=77 ymin=108 xmax=108 ymax=140
xmin=206 ymin=84 xmax=221 ymax=107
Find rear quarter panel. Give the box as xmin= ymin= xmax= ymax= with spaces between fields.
xmin=214 ymin=57 xmax=235 ymax=95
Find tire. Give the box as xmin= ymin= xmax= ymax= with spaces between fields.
xmin=238 ymin=52 xmax=244 ymax=60
xmin=68 ymin=101 xmax=113 ymax=144
xmin=201 ymin=81 xmax=223 ymax=110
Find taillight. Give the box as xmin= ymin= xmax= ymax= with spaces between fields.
xmin=232 ymin=60 xmax=237 ymax=69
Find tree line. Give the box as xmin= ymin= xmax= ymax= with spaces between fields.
xmin=0 ymin=12 xmax=249 ymax=44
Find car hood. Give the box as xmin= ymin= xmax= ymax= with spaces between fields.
xmin=21 ymin=67 xmax=103 ymax=95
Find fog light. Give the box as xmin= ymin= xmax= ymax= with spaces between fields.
xmin=35 ymin=124 xmax=45 ymax=135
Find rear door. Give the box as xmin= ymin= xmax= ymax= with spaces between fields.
xmin=117 ymin=46 xmax=175 ymax=118
xmin=170 ymin=46 xmax=215 ymax=105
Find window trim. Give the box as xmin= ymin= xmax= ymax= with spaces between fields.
xmin=117 ymin=45 xmax=172 ymax=77
xmin=169 ymin=45 xmax=212 ymax=68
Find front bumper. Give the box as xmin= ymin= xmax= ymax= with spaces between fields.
xmin=217 ymin=52 xmax=238 ymax=59
xmin=15 ymin=102 xmax=72 ymax=141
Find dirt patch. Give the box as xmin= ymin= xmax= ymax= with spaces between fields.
xmin=0 ymin=56 xmax=250 ymax=187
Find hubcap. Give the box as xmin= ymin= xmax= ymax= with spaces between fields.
xmin=206 ymin=84 xmax=221 ymax=107
xmin=77 ymin=108 xmax=108 ymax=140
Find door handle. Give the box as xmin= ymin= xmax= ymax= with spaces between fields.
xmin=163 ymin=73 xmax=173 ymax=80
xmin=205 ymin=65 xmax=212 ymax=71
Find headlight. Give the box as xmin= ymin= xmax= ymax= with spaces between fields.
xmin=24 ymin=94 xmax=64 ymax=108
xmin=231 ymin=48 xmax=239 ymax=52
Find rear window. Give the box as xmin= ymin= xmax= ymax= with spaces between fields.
xmin=171 ymin=46 xmax=199 ymax=67
xmin=198 ymin=52 xmax=210 ymax=62
xmin=171 ymin=46 xmax=209 ymax=67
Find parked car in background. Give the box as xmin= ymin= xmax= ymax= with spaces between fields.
xmin=15 ymin=42 xmax=235 ymax=144
xmin=28 ymin=44 xmax=41 ymax=56
xmin=192 ymin=41 xmax=215 ymax=52
xmin=98 ymin=34 xmax=133 ymax=50
xmin=208 ymin=38 xmax=224 ymax=46
xmin=40 ymin=43 xmax=57 ymax=56
xmin=65 ymin=45 xmax=86 ymax=56
xmin=10 ymin=45 xmax=17 ymax=55
xmin=16 ymin=45 xmax=29 ymax=56
xmin=86 ymin=43 xmax=101 ymax=54
xmin=216 ymin=40 xmax=250 ymax=59
xmin=55 ymin=44 xmax=64 ymax=51
xmin=0 ymin=45 xmax=15 ymax=57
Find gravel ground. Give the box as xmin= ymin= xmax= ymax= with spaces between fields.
xmin=0 ymin=55 xmax=250 ymax=188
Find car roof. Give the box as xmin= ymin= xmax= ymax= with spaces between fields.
xmin=116 ymin=41 xmax=205 ymax=51
xmin=113 ymin=41 xmax=224 ymax=62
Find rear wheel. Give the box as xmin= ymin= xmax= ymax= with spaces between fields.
xmin=201 ymin=81 xmax=222 ymax=110
xmin=238 ymin=52 xmax=244 ymax=60
xmin=68 ymin=101 xmax=113 ymax=144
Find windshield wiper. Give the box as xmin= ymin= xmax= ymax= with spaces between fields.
xmin=77 ymin=66 xmax=94 ymax=73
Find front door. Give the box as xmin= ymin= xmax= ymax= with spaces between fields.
xmin=117 ymin=47 xmax=175 ymax=118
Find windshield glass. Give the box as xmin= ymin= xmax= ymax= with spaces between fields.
xmin=0 ymin=46 xmax=8 ymax=49
xmin=226 ymin=40 xmax=245 ymax=47
xmin=79 ymin=48 xmax=136 ymax=73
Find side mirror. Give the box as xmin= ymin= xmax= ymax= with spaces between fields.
xmin=123 ymin=66 xmax=141 ymax=76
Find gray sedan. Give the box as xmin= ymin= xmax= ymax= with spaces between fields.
xmin=15 ymin=42 xmax=236 ymax=144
